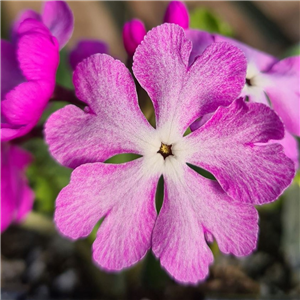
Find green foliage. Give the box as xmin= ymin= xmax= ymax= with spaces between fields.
xmin=190 ymin=7 xmax=233 ymax=36
xmin=56 ymin=49 xmax=73 ymax=89
xmin=283 ymin=43 xmax=300 ymax=58
xmin=23 ymin=138 xmax=72 ymax=214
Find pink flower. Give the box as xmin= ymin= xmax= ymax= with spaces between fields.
xmin=45 ymin=24 xmax=294 ymax=284
xmin=122 ymin=19 xmax=147 ymax=57
xmin=163 ymin=1 xmax=189 ymax=29
xmin=12 ymin=1 xmax=74 ymax=50
xmin=188 ymin=31 xmax=300 ymax=168
xmin=1 ymin=143 xmax=34 ymax=233
xmin=1 ymin=19 xmax=60 ymax=141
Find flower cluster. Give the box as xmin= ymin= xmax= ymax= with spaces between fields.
xmin=1 ymin=0 xmax=299 ymax=285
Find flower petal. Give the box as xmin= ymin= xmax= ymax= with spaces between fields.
xmin=11 ymin=9 xmax=42 ymax=41
xmin=273 ymin=130 xmax=299 ymax=170
xmin=16 ymin=18 xmax=59 ymax=82
xmin=69 ymin=39 xmax=108 ymax=71
xmin=133 ymin=23 xmax=246 ymax=138
xmin=45 ymin=54 xmax=155 ymax=168
xmin=185 ymin=98 xmax=295 ymax=204
xmin=185 ymin=29 xmax=215 ymax=65
xmin=1 ymin=143 xmax=34 ymax=232
xmin=55 ymin=159 xmax=159 ymax=269
xmin=214 ymin=34 xmax=277 ymax=73
xmin=153 ymin=162 xmax=258 ymax=284
xmin=261 ymin=56 xmax=300 ymax=136
xmin=1 ymin=40 xmax=24 ymax=99
xmin=42 ymin=1 xmax=74 ymax=49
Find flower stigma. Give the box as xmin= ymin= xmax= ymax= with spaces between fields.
xmin=157 ymin=142 xmax=173 ymax=159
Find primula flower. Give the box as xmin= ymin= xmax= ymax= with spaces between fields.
xmin=122 ymin=19 xmax=147 ymax=57
xmin=69 ymin=40 xmax=108 ymax=71
xmin=12 ymin=1 xmax=74 ymax=50
xmin=1 ymin=19 xmax=59 ymax=141
xmin=45 ymin=24 xmax=294 ymax=283
xmin=1 ymin=143 xmax=34 ymax=233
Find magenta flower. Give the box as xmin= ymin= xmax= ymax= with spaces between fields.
xmin=45 ymin=24 xmax=294 ymax=284
xmin=1 ymin=19 xmax=60 ymax=141
xmin=69 ymin=40 xmax=108 ymax=71
xmin=12 ymin=1 xmax=74 ymax=50
xmin=1 ymin=143 xmax=34 ymax=233
xmin=122 ymin=19 xmax=147 ymax=57
xmin=163 ymin=1 xmax=189 ymax=30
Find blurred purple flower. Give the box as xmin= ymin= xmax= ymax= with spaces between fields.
xmin=122 ymin=19 xmax=147 ymax=57
xmin=12 ymin=1 xmax=74 ymax=49
xmin=1 ymin=19 xmax=59 ymax=141
xmin=189 ymin=31 xmax=300 ymax=168
xmin=1 ymin=143 xmax=34 ymax=233
xmin=45 ymin=24 xmax=294 ymax=283
xmin=69 ymin=40 xmax=108 ymax=71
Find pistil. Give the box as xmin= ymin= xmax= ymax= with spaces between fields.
xmin=158 ymin=142 xmax=173 ymax=159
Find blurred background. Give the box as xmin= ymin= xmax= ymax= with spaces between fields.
xmin=1 ymin=1 xmax=300 ymax=299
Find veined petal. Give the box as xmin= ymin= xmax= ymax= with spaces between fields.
xmin=185 ymin=98 xmax=295 ymax=205
xmin=133 ymin=24 xmax=246 ymax=138
xmin=260 ymin=56 xmax=300 ymax=136
xmin=45 ymin=54 xmax=155 ymax=168
xmin=17 ymin=19 xmax=59 ymax=82
xmin=55 ymin=159 xmax=159 ymax=269
xmin=42 ymin=1 xmax=74 ymax=49
xmin=69 ymin=40 xmax=108 ymax=71
xmin=152 ymin=162 xmax=258 ymax=284
xmin=185 ymin=29 xmax=215 ymax=65
xmin=214 ymin=34 xmax=277 ymax=73
xmin=1 ymin=40 xmax=24 ymax=99
xmin=273 ymin=130 xmax=299 ymax=170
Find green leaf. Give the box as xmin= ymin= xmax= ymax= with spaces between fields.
xmin=23 ymin=138 xmax=72 ymax=214
xmin=190 ymin=8 xmax=233 ymax=37
xmin=56 ymin=48 xmax=73 ymax=89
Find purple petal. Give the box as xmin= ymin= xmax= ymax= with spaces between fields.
xmin=185 ymin=98 xmax=295 ymax=205
xmin=122 ymin=19 xmax=147 ymax=57
xmin=42 ymin=1 xmax=74 ymax=49
xmin=272 ymin=130 xmax=299 ymax=170
xmin=153 ymin=162 xmax=258 ymax=284
xmin=55 ymin=159 xmax=159 ymax=269
xmin=214 ymin=34 xmax=278 ymax=73
xmin=1 ymin=40 xmax=24 ymax=99
xmin=10 ymin=9 xmax=41 ymax=42
xmin=69 ymin=40 xmax=108 ymax=71
xmin=1 ymin=19 xmax=59 ymax=141
xmin=163 ymin=1 xmax=189 ymax=30
xmin=45 ymin=54 xmax=155 ymax=168
xmin=133 ymin=23 xmax=247 ymax=138
xmin=261 ymin=56 xmax=300 ymax=136
xmin=1 ymin=143 xmax=34 ymax=232
xmin=185 ymin=29 xmax=215 ymax=65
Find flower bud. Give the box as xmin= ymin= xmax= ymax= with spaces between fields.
xmin=163 ymin=1 xmax=189 ymax=29
xmin=122 ymin=19 xmax=146 ymax=57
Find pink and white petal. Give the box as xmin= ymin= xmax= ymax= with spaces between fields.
xmin=184 ymin=98 xmax=295 ymax=205
xmin=153 ymin=162 xmax=258 ymax=284
xmin=46 ymin=54 xmax=155 ymax=168
xmin=17 ymin=19 xmax=59 ymax=82
xmin=69 ymin=40 xmax=108 ymax=71
xmin=1 ymin=40 xmax=25 ymax=99
xmin=133 ymin=24 xmax=246 ymax=138
xmin=261 ymin=56 xmax=300 ymax=136
xmin=42 ymin=1 xmax=74 ymax=49
xmin=272 ymin=130 xmax=299 ymax=170
xmin=241 ymin=85 xmax=270 ymax=106
xmin=55 ymin=159 xmax=159 ymax=270
xmin=185 ymin=29 xmax=214 ymax=65
xmin=214 ymin=34 xmax=278 ymax=73
xmin=11 ymin=9 xmax=41 ymax=41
